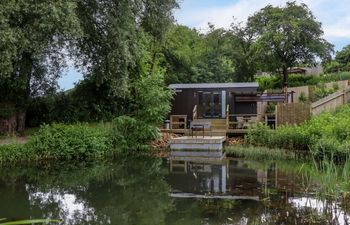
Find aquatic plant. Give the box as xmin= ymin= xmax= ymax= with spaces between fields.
xmin=225 ymin=145 xmax=301 ymax=161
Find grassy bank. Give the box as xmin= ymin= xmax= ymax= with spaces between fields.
xmin=0 ymin=116 xmax=160 ymax=164
xmin=245 ymin=104 xmax=350 ymax=158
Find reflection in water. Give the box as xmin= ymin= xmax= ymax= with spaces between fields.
xmin=0 ymin=157 xmax=350 ymax=224
xmin=26 ymin=185 xmax=97 ymax=224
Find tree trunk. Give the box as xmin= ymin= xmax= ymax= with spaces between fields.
xmin=16 ymin=112 xmax=26 ymax=133
xmin=0 ymin=115 xmax=17 ymax=134
xmin=0 ymin=112 xmax=26 ymax=134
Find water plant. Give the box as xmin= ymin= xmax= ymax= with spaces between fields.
xmin=225 ymin=145 xmax=301 ymax=161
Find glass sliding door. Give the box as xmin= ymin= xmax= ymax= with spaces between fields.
xmin=197 ymin=91 xmax=222 ymax=118
xmin=212 ymin=92 xmax=221 ymax=117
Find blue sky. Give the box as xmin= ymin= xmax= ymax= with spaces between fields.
xmin=59 ymin=0 xmax=350 ymax=90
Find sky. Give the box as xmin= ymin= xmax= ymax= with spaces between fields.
xmin=58 ymin=0 xmax=350 ymax=90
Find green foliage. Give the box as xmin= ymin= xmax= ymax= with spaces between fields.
xmin=324 ymin=61 xmax=342 ymax=73
xmin=265 ymin=103 xmax=276 ymax=113
xmin=0 ymin=123 xmax=115 ymax=163
xmin=0 ymin=103 xmax=16 ymax=119
xmin=28 ymin=124 xmax=113 ymax=160
xmin=247 ymin=1 xmax=333 ymax=85
xmin=109 ymin=116 xmax=159 ymax=151
xmin=257 ymin=72 xmax=350 ymax=91
xmin=0 ymin=0 xmax=80 ymax=107
xmin=298 ymin=92 xmax=308 ymax=103
xmin=313 ymin=83 xmax=337 ymax=101
xmin=133 ymin=73 xmax=173 ymax=125
xmin=0 ymin=144 xmax=29 ymax=163
xmin=332 ymin=44 xmax=350 ymax=72
xmin=246 ymin=104 xmax=350 ymax=158
xmin=245 ymin=124 xmax=310 ymax=151
xmin=225 ymin=145 xmax=298 ymax=160
xmin=162 ymin=24 xmax=257 ymax=84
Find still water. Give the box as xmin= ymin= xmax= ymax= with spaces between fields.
xmin=0 ymin=156 xmax=349 ymax=225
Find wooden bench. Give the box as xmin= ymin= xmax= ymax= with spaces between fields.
xmin=190 ymin=121 xmax=212 ymax=137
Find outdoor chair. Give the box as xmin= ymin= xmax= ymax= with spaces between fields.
xmin=247 ymin=116 xmax=258 ymax=128
xmin=236 ymin=116 xmax=244 ymax=129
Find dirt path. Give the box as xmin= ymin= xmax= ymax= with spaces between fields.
xmin=0 ymin=136 xmax=29 ymax=145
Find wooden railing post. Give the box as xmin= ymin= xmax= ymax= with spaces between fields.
xmin=193 ymin=105 xmax=197 ymax=120
xmin=226 ymin=105 xmax=230 ymax=130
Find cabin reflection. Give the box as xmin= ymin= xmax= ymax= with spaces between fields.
xmin=168 ymin=158 xmax=304 ymax=199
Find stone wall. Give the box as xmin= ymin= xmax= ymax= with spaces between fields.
xmin=276 ymin=103 xmax=311 ymax=126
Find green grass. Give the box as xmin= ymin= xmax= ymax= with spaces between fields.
xmin=225 ymin=145 xmax=303 ymax=161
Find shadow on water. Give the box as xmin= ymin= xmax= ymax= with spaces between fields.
xmin=0 ymin=156 xmax=350 ymax=224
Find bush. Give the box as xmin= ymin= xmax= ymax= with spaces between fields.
xmin=0 ymin=144 xmax=30 ymax=163
xmin=27 ymin=123 xmax=113 ymax=160
xmin=109 ymin=116 xmax=159 ymax=151
xmin=246 ymin=104 xmax=350 ymax=158
xmin=245 ymin=123 xmax=272 ymax=146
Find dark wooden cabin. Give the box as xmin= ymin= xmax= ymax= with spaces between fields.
xmin=167 ymin=82 xmax=260 ymax=134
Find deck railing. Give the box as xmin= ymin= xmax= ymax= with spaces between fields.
xmin=226 ymin=105 xmax=230 ymax=130
xmin=227 ymin=114 xmax=259 ymax=129
xmin=193 ymin=105 xmax=197 ymax=120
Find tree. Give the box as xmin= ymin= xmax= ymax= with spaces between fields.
xmin=335 ymin=44 xmax=350 ymax=71
xmin=247 ymin=1 xmax=333 ymax=89
xmin=0 ymin=0 xmax=80 ymax=132
xmin=162 ymin=25 xmax=204 ymax=84
xmin=72 ymin=0 xmax=178 ymax=119
xmin=228 ymin=22 xmax=257 ymax=82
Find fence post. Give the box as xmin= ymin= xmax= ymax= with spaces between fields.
xmin=275 ymin=104 xmax=278 ymax=127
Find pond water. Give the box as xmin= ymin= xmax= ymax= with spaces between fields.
xmin=0 ymin=156 xmax=349 ymax=225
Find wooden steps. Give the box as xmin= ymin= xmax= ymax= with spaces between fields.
xmin=193 ymin=119 xmax=227 ymax=136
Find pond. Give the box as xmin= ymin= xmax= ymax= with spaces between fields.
xmin=0 ymin=156 xmax=349 ymax=225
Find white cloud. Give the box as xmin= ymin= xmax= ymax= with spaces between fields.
xmin=175 ymin=0 xmax=350 ymax=40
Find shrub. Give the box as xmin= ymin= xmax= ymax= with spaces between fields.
xmin=298 ymin=92 xmax=308 ymax=103
xmin=246 ymin=104 xmax=350 ymax=158
xmin=28 ymin=123 xmax=113 ymax=159
xmin=109 ymin=116 xmax=159 ymax=151
xmin=0 ymin=144 xmax=30 ymax=163
xmin=245 ymin=124 xmax=272 ymax=146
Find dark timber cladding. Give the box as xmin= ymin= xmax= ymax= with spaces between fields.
xmin=169 ymin=82 xmax=259 ymax=120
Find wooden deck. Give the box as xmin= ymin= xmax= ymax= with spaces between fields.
xmin=163 ymin=111 xmax=275 ymax=136
xmin=161 ymin=128 xmax=250 ymax=135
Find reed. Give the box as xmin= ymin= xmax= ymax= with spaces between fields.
xmin=225 ymin=145 xmax=302 ymax=161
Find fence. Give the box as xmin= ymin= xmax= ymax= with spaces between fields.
xmin=276 ymin=103 xmax=311 ymax=126
xmin=311 ymin=86 xmax=350 ymax=115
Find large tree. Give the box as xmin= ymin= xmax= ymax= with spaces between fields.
xmin=72 ymin=0 xmax=178 ymax=119
xmin=0 ymin=0 xmax=80 ymax=132
xmin=247 ymin=1 xmax=333 ymax=89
